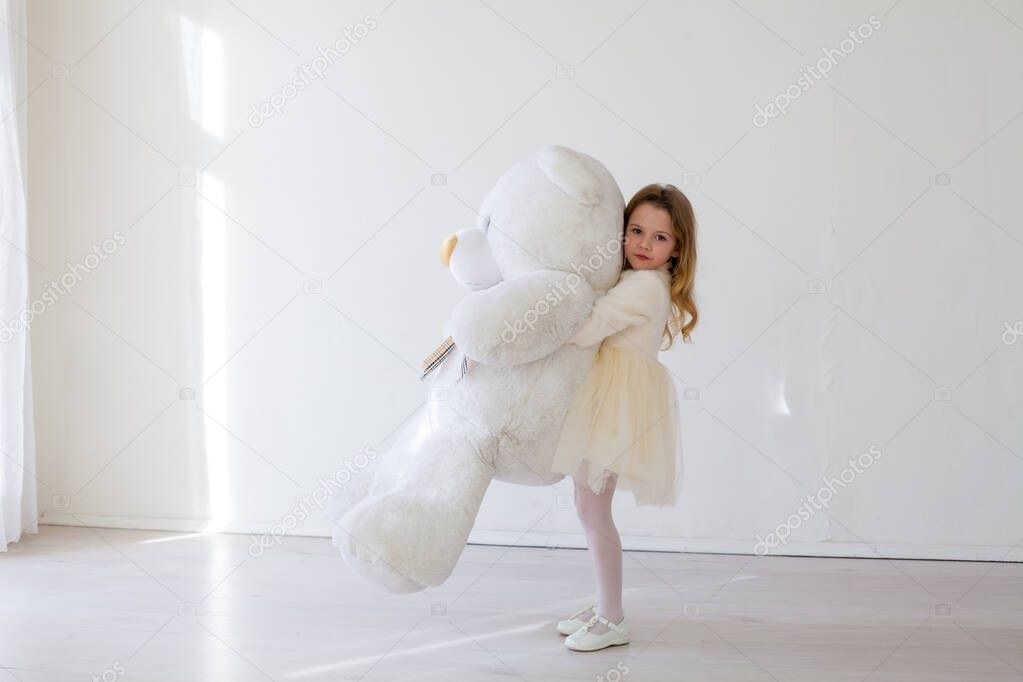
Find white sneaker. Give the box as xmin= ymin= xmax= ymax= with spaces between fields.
xmin=556 ymin=604 xmax=595 ymax=635
xmin=565 ymin=613 xmax=630 ymax=652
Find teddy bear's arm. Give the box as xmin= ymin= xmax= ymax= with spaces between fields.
xmin=447 ymin=269 xmax=596 ymax=367
xmin=566 ymin=271 xmax=659 ymax=347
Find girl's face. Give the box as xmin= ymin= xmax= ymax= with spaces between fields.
xmin=623 ymin=203 xmax=679 ymax=270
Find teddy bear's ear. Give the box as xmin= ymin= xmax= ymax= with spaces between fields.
xmin=538 ymin=145 xmax=602 ymax=207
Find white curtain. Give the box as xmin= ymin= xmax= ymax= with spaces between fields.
xmin=0 ymin=0 xmax=36 ymax=552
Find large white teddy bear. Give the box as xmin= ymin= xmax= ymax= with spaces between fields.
xmin=325 ymin=145 xmax=625 ymax=593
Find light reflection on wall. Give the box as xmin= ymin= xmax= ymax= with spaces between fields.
xmin=777 ymin=376 xmax=791 ymax=415
xmin=180 ymin=14 xmax=229 ymax=529
xmin=199 ymin=171 xmax=229 ymax=527
xmin=179 ymin=16 xmax=224 ymax=137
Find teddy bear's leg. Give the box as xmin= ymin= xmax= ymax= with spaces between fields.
xmin=324 ymin=460 xmax=375 ymax=547
xmin=332 ymin=426 xmax=496 ymax=593
xmin=323 ymin=404 xmax=435 ymax=549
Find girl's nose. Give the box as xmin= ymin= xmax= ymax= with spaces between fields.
xmin=440 ymin=234 xmax=457 ymax=267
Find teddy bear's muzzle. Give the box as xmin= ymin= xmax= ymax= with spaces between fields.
xmin=440 ymin=228 xmax=503 ymax=291
xmin=440 ymin=234 xmax=457 ymax=267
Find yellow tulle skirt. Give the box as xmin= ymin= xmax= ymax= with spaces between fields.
xmin=550 ymin=343 xmax=683 ymax=507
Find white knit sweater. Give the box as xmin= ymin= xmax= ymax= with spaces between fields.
xmin=567 ymin=262 xmax=672 ymax=357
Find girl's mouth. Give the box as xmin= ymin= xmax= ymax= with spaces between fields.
xmin=635 ymin=254 xmax=650 ymax=261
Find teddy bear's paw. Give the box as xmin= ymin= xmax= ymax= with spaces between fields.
xmin=338 ymin=527 xmax=426 ymax=594
xmin=334 ymin=488 xmax=479 ymax=593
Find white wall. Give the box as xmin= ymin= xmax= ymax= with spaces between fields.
xmin=25 ymin=0 xmax=1023 ymax=561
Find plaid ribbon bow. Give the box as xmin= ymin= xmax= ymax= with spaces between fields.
xmin=420 ymin=335 xmax=477 ymax=383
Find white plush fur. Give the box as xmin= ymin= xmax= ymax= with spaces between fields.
xmin=325 ymin=145 xmax=625 ymax=593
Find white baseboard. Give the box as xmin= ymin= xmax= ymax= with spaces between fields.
xmin=38 ymin=513 xmax=1023 ymax=562
xmin=466 ymin=529 xmax=1023 ymax=562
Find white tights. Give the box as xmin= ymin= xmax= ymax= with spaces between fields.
xmin=573 ymin=468 xmax=624 ymax=631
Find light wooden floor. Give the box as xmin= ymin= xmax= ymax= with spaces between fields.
xmin=1 ymin=526 xmax=1021 ymax=681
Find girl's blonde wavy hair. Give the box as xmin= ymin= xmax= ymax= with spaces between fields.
xmin=621 ymin=183 xmax=699 ymax=350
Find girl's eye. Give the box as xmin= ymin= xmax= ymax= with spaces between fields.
xmin=631 ymin=227 xmax=641 ymax=234
xmin=656 ymin=235 xmax=666 ymax=241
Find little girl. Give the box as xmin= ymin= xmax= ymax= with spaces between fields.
xmin=549 ymin=183 xmax=698 ymax=652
